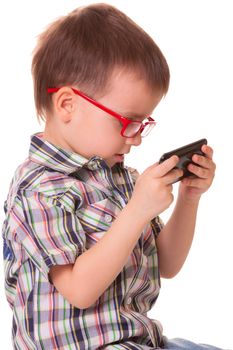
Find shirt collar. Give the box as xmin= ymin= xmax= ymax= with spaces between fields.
xmin=29 ymin=132 xmax=113 ymax=174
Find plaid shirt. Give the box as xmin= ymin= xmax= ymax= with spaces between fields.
xmin=2 ymin=133 xmax=164 ymax=350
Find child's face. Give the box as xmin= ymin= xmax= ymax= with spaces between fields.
xmin=49 ymin=68 xmax=162 ymax=168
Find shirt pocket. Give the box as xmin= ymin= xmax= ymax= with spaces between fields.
xmin=76 ymin=198 xmax=119 ymax=242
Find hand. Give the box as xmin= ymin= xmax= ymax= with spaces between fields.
xmin=130 ymin=156 xmax=183 ymax=221
xmin=179 ymin=144 xmax=216 ymax=201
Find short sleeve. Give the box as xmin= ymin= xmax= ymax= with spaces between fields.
xmin=151 ymin=215 xmax=164 ymax=239
xmin=11 ymin=190 xmax=86 ymax=279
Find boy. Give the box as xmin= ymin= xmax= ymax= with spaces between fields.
xmin=2 ymin=3 xmax=220 ymax=349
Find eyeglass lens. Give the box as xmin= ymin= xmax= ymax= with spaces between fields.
xmin=123 ymin=122 xmax=141 ymax=137
xmin=140 ymin=123 xmax=155 ymax=137
xmin=123 ymin=122 xmax=155 ymax=137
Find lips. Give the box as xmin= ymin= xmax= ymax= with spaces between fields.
xmin=115 ymin=154 xmax=125 ymax=162
xmin=115 ymin=152 xmax=129 ymax=156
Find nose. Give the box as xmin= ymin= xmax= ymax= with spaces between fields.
xmin=125 ymin=132 xmax=142 ymax=146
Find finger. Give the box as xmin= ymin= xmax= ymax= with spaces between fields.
xmin=187 ymin=163 xmax=210 ymax=179
xmin=192 ymin=154 xmax=216 ymax=171
xmin=182 ymin=176 xmax=208 ymax=189
xmin=163 ymin=168 xmax=184 ymax=184
xmin=154 ymin=155 xmax=180 ymax=177
xmin=201 ymin=144 xmax=214 ymax=159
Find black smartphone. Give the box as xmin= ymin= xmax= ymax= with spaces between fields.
xmin=159 ymin=138 xmax=208 ymax=182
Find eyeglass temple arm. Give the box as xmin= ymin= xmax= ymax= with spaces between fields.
xmin=47 ymin=87 xmax=126 ymax=123
xmin=47 ymin=87 xmax=154 ymax=124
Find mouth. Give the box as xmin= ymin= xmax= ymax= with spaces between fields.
xmin=115 ymin=154 xmax=125 ymax=161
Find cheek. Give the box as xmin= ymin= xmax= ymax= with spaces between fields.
xmin=94 ymin=125 xmax=125 ymax=157
xmin=92 ymin=118 xmax=123 ymax=146
xmin=70 ymin=118 xmax=124 ymax=155
xmin=96 ymin=132 xmax=124 ymax=155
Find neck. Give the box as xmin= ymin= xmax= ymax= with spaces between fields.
xmin=43 ymin=120 xmax=69 ymax=150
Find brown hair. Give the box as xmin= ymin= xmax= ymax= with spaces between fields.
xmin=32 ymin=3 xmax=170 ymax=121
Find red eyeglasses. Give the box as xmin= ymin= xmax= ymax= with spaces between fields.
xmin=47 ymin=87 xmax=156 ymax=138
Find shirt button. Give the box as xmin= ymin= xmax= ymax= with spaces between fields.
xmin=105 ymin=214 xmax=113 ymax=223
xmin=126 ymin=297 xmax=132 ymax=305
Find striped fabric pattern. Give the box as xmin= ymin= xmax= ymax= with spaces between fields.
xmin=2 ymin=133 xmax=164 ymax=349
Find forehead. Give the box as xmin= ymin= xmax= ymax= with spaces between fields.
xmin=96 ymin=67 xmax=163 ymax=117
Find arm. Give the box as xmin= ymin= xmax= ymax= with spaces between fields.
xmin=156 ymin=194 xmax=199 ymax=278
xmin=49 ymin=201 xmax=148 ymax=309
xmin=157 ymin=144 xmax=216 ymax=278
xmin=49 ymin=156 xmax=181 ymax=309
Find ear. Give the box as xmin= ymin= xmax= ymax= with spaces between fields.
xmin=52 ymin=87 xmax=77 ymax=122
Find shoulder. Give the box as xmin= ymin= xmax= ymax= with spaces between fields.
xmin=5 ymin=158 xmax=84 ymax=213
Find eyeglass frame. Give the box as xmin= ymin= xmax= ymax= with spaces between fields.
xmin=47 ymin=87 xmax=156 ymax=138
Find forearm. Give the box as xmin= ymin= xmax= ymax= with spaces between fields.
xmin=70 ymin=200 xmax=148 ymax=308
xmin=156 ymin=193 xmax=200 ymax=278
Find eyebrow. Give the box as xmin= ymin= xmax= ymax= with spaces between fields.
xmin=118 ymin=111 xmax=149 ymax=120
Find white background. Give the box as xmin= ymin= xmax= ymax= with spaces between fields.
xmin=0 ymin=1 xmax=232 ymax=349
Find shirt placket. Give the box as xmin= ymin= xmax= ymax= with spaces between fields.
xmin=93 ymin=164 xmax=130 ymax=208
